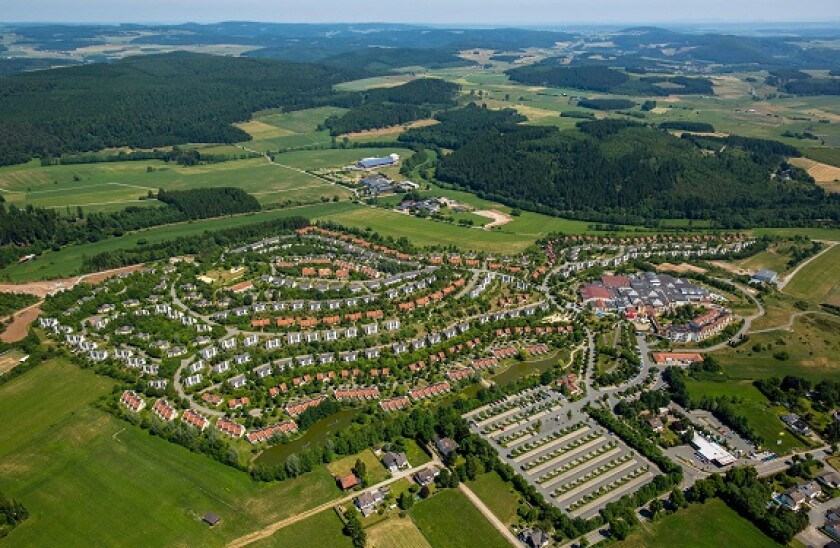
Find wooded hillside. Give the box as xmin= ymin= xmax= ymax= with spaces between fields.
xmin=0 ymin=52 xmax=360 ymax=166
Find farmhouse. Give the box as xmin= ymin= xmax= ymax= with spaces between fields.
xmin=354 ymin=488 xmax=387 ymax=517
xmin=382 ymin=451 xmax=409 ymax=473
xmin=414 ymin=467 xmax=439 ymax=486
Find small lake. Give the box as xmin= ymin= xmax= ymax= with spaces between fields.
xmin=490 ymin=351 xmax=560 ymax=386
xmin=254 ymin=408 xmax=360 ymax=466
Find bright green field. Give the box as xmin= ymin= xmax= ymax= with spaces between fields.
xmin=0 ymin=156 xmax=351 ymax=212
xmin=326 ymin=448 xmax=390 ymax=485
xmin=409 ymin=489 xmax=509 ymax=548
xmin=254 ymin=510 xmax=351 ymax=548
xmin=783 ymin=244 xmax=840 ymax=304
xmin=466 ymin=472 xmax=522 ymax=526
xmin=1 ymin=201 xmax=358 ymax=281
xmin=617 ymin=498 xmax=780 ymax=548
xmin=0 ymin=358 xmax=345 ymax=547
xmin=684 ymin=379 xmax=805 ymax=453
xmin=716 ymin=314 xmax=840 ymax=382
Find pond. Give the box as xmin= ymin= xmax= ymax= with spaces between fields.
xmin=254 ymin=408 xmax=360 ymax=466
xmin=490 ymin=351 xmax=560 ymax=386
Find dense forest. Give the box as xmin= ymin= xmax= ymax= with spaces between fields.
xmin=578 ymin=98 xmax=637 ymax=111
xmin=0 ymin=292 xmax=39 ymax=318
xmin=322 ymin=79 xmax=460 ymax=135
xmin=659 ymin=121 xmax=716 ymax=132
xmin=398 ymin=103 xmax=526 ymax=150
xmin=157 ymin=188 xmax=261 ymax=219
xmin=0 ymin=491 xmax=28 ymax=539
xmin=783 ymin=78 xmax=840 ymax=95
xmin=0 ymin=52 xmax=362 ymax=166
xmin=320 ymin=47 xmax=474 ymax=73
xmin=432 ymin=119 xmax=839 ymax=227
xmin=506 ymin=64 xmax=715 ymax=96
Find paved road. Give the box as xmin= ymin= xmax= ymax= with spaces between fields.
xmin=797 ymin=495 xmax=840 ymax=548
xmin=228 ymin=452 xmax=442 ymax=548
xmin=458 ymin=483 xmax=521 ymax=547
xmin=749 ymin=310 xmax=838 ymax=334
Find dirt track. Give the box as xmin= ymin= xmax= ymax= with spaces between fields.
xmin=0 ymin=264 xmax=143 ymax=342
xmin=474 ymin=209 xmax=513 ymax=229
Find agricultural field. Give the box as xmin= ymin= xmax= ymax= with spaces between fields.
xmin=617 ymin=498 xmax=781 ymax=548
xmin=409 ymin=488 xmax=510 ymax=548
xmin=0 ymin=358 xmax=346 ymax=547
xmin=236 ymin=106 xmax=348 ymax=152
xmin=684 ymin=379 xmax=806 ymax=453
xmin=465 ymin=471 xmax=522 ymax=526
xmin=716 ymin=315 xmax=840 ymax=382
xmin=366 ymin=516 xmax=432 ymax=548
xmin=783 ymin=244 xmax=840 ymax=304
xmin=0 ymin=155 xmax=352 ymax=213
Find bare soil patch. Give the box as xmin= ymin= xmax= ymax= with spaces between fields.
xmin=656 ymin=262 xmax=707 ymax=274
xmin=1 ymin=304 xmax=41 ymax=343
xmin=474 ymin=209 xmax=513 ymax=229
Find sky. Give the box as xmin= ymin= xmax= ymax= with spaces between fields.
xmin=3 ymin=0 xmax=839 ymax=25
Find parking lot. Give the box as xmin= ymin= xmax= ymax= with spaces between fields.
xmin=466 ymin=386 xmax=658 ymax=519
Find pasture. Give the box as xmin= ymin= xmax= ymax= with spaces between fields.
xmin=0 ymin=358 xmax=345 ymax=547
xmin=409 ymin=488 xmax=510 ymax=548
xmin=617 ymin=498 xmax=781 ymax=548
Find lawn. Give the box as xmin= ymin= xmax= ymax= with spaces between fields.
xmin=326 ymin=448 xmax=390 ymax=485
xmin=684 ymin=379 xmax=806 ymax=453
xmin=254 ymin=509 xmax=351 ymax=548
xmin=466 ymin=471 xmax=522 ymax=526
xmin=783 ymin=244 xmax=840 ymax=304
xmin=716 ymin=314 xmax=840 ymax=382
xmin=367 ymin=516 xmax=432 ymax=548
xmin=1 ymin=201 xmax=358 ymax=281
xmin=617 ymin=498 xmax=781 ymax=548
xmin=403 ymin=438 xmax=432 ymax=468
xmin=409 ymin=489 xmax=510 ymax=548
xmin=0 ymin=358 xmax=344 ymax=547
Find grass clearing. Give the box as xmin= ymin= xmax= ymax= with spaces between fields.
xmin=617 ymin=498 xmax=781 ymax=548
xmin=410 ymin=488 xmax=509 ymax=548
xmin=466 ymin=471 xmax=522 ymax=526
xmin=326 ymin=448 xmax=390 ymax=485
xmin=367 ymin=516 xmax=432 ymax=548
xmin=716 ymin=314 xmax=840 ymax=382
xmin=403 ymin=439 xmax=432 ymax=467
xmin=0 ymin=358 xmax=344 ymax=546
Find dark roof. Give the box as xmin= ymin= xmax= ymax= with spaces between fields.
xmin=434 ymin=436 xmax=457 ymax=456
xmin=203 ymin=512 xmax=221 ymax=526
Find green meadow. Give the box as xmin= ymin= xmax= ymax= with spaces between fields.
xmin=0 ymin=358 xmax=345 ymax=547
xmin=409 ymin=488 xmax=509 ymax=548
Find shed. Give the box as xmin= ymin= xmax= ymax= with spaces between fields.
xmin=203 ymin=512 xmax=221 ymax=527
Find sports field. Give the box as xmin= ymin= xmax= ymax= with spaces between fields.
xmin=617 ymin=498 xmax=781 ymax=548
xmin=409 ymin=489 xmax=509 ymax=548
xmin=0 ymin=358 xmax=345 ymax=547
